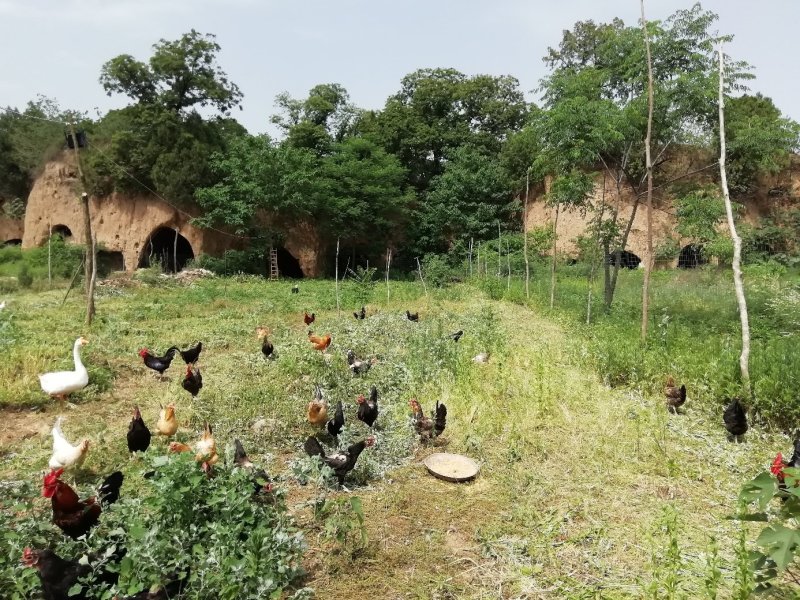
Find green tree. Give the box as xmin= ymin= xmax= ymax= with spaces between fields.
xmin=725 ymin=94 xmax=800 ymax=196
xmin=99 ymin=30 xmax=242 ymax=115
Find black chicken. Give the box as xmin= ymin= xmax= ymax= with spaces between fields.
xmin=327 ymin=400 xmax=345 ymax=437
xmin=22 ymin=547 xmax=123 ymax=600
xmin=233 ymin=439 xmax=274 ymax=498
xmin=353 ymin=306 xmax=366 ymax=320
xmin=449 ymin=330 xmax=464 ymax=342
xmin=182 ymin=364 xmax=203 ymax=397
xmin=126 ymin=405 xmax=151 ymax=455
xmin=98 ymin=471 xmax=124 ymax=506
xmin=291 ymin=284 xmax=299 ymax=294
xmin=723 ymin=398 xmax=748 ymax=441
xmin=406 ymin=310 xmax=419 ymax=322
xmin=138 ymin=347 xmax=177 ymax=377
xmin=175 ymin=341 xmax=202 ymax=364
xmin=304 ymin=435 xmax=376 ymax=486
xmin=257 ymin=327 xmax=274 ymax=358
xmin=357 ymin=386 xmax=379 ymax=427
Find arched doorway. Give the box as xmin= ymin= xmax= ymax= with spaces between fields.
xmin=678 ymin=244 xmax=706 ymax=269
xmin=3 ymin=239 xmax=21 ymax=246
xmin=276 ymin=246 xmax=304 ymax=278
xmin=608 ymin=250 xmax=641 ymax=269
xmin=98 ymin=250 xmax=125 ymax=273
xmin=138 ymin=227 xmax=194 ymax=273
xmin=51 ymin=224 xmax=73 ymax=240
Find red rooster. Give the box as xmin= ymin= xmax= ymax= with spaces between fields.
xmin=304 ymin=311 xmax=316 ymax=326
xmin=42 ymin=468 xmax=123 ymax=539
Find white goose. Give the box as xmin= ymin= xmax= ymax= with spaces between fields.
xmin=39 ymin=337 xmax=89 ymax=407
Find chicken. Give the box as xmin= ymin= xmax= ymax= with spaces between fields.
xmin=347 ymin=349 xmax=376 ymax=375
xmin=233 ymin=439 xmax=274 ymax=498
xmin=156 ymin=404 xmax=178 ymax=437
xmin=772 ymin=438 xmax=800 ymax=496
xmin=308 ymin=332 xmax=332 ymax=351
xmin=449 ymin=330 xmax=464 ymax=342
xmin=406 ymin=310 xmax=419 ymax=322
xmin=409 ymin=398 xmax=447 ymax=441
xmin=291 ymin=284 xmax=299 ymax=294
xmin=356 ymin=386 xmax=379 ymax=428
xmin=138 ymin=347 xmax=178 ymax=378
xmin=22 ymin=547 xmax=123 ymax=600
xmin=327 ymin=400 xmax=345 ymax=437
xmin=304 ymin=435 xmax=376 ymax=486
xmin=127 ymin=406 xmax=151 ymax=456
xmin=308 ymin=385 xmax=328 ymax=426
xmin=42 ymin=468 xmax=122 ymax=539
xmin=175 ymin=341 xmax=202 ymax=365
xmin=665 ymin=376 xmax=687 ymax=413
xmin=195 ymin=422 xmax=219 ymax=469
xmin=723 ymin=398 xmax=748 ymax=441
xmin=39 ymin=337 xmax=89 ymax=408
xmin=256 ymin=327 xmax=274 ymax=358
xmin=353 ymin=306 xmax=366 ymax=320
xmin=304 ymin=311 xmax=316 ymax=325
xmin=182 ymin=364 xmax=203 ymax=397
xmin=168 ymin=441 xmax=192 ymax=454
xmin=472 ymin=352 xmax=490 ymax=364
xmin=49 ymin=417 xmax=89 ymax=470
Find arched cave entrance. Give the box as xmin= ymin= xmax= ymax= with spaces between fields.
xmin=276 ymin=246 xmax=304 ymax=278
xmin=678 ymin=244 xmax=706 ymax=269
xmin=138 ymin=227 xmax=194 ymax=273
xmin=3 ymin=239 xmax=21 ymax=246
xmin=51 ymin=224 xmax=73 ymax=240
xmin=97 ymin=250 xmax=125 ymax=273
xmin=608 ymin=250 xmax=642 ymax=269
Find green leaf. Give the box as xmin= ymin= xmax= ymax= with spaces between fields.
xmin=740 ymin=472 xmax=777 ymax=510
xmin=756 ymin=524 xmax=800 ymax=571
xmin=68 ymin=583 xmax=83 ymax=597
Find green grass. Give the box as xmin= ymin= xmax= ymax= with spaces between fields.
xmin=0 ymin=272 xmax=798 ymax=598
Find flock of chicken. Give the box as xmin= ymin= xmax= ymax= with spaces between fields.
xmin=663 ymin=375 xmax=750 ymax=442
xmin=26 ymin=304 xmax=458 ymax=599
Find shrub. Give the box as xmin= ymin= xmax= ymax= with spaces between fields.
xmin=17 ymin=263 xmax=32 ymax=288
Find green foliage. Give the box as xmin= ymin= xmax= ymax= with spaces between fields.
xmin=0 ymin=236 xmax=84 ymax=282
xmin=725 ymin=94 xmax=800 ymax=196
xmin=314 ymin=496 xmax=368 ymax=557
xmin=674 ymin=188 xmax=726 ymax=243
xmin=99 ymin=30 xmax=242 ymax=115
xmin=654 ymin=237 xmax=681 ymax=261
xmin=347 ymin=265 xmax=377 ymax=304
xmin=646 ymin=506 xmax=683 ymax=599
xmin=16 ymin=263 xmax=32 ymax=288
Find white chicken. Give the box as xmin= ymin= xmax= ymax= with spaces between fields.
xmin=48 ymin=417 xmax=90 ymax=470
xmin=39 ymin=337 xmax=89 ymax=408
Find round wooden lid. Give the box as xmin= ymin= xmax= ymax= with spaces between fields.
xmin=423 ymin=452 xmax=480 ymax=482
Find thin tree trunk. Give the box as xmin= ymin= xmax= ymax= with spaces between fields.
xmin=718 ymin=47 xmax=751 ymax=392
xmin=640 ymin=0 xmax=655 ymax=342
xmin=506 ymin=240 xmax=511 ymax=291
xmin=549 ymin=203 xmax=560 ymax=309
xmin=607 ymin=197 xmax=641 ymax=310
xmin=476 ymin=242 xmax=481 ymax=277
xmin=335 ymin=237 xmax=340 ymax=316
xmin=586 ymin=259 xmax=596 ymax=325
xmin=70 ymin=122 xmax=95 ymax=325
xmin=416 ymin=257 xmax=429 ymax=302
xmin=468 ymin=237 xmax=474 ymax=279
xmin=88 ymin=230 xmax=97 ymax=324
xmin=497 ymin=222 xmax=502 ymax=277
xmin=48 ymin=222 xmax=52 ymax=288
xmin=524 ymin=170 xmax=530 ymax=299
xmin=173 ymin=227 xmax=179 ymax=272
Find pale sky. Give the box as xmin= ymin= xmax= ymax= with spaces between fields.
xmin=1 ymin=0 xmax=797 ymax=135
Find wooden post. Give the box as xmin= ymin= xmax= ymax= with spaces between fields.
xmin=70 ymin=122 xmax=95 ymax=325
xmin=416 ymin=257 xmax=429 ymax=302
xmin=718 ymin=47 xmax=751 ymax=392
xmin=385 ymin=247 xmax=392 ymax=305
xmin=640 ymin=0 xmax=655 ymax=342
xmin=173 ymin=227 xmax=179 ymax=272
xmin=497 ymin=222 xmax=502 ymax=277
xmin=549 ymin=203 xmax=560 ymax=310
xmin=335 ymin=237 xmax=341 ymax=315
xmin=468 ymin=237 xmax=474 ymax=279
xmin=524 ymin=170 xmax=530 ymax=299
xmin=506 ymin=240 xmax=511 ymax=291
xmin=48 ymin=221 xmax=52 ymax=288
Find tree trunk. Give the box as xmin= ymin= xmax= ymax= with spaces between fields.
xmin=606 ymin=197 xmax=640 ymax=311
xmin=718 ymin=48 xmax=751 ymax=392
xmin=524 ymin=171 xmax=530 ymax=299
xmin=549 ymin=203 xmax=560 ymax=310
xmin=385 ymin=247 xmax=392 ymax=304
xmin=335 ymin=237 xmax=340 ymax=315
xmin=640 ymin=0 xmax=655 ymax=342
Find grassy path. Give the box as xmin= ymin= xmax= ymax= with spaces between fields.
xmin=0 ymin=280 xmax=794 ymax=598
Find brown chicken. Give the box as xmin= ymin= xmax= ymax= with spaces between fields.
xmin=156 ymin=404 xmax=178 ymax=437
xmin=307 ymin=384 xmax=328 ymax=425
xmin=409 ymin=398 xmax=447 ymax=442
xmin=304 ymin=311 xmax=316 ymax=326
xmin=42 ymin=468 xmax=123 ymax=539
xmin=308 ymin=332 xmax=332 ymax=351
xmin=167 ymin=422 xmax=218 ymax=471
xmin=664 ymin=376 xmax=687 ymax=413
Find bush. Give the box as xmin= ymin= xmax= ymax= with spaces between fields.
xmin=193 ymin=248 xmax=268 ymax=276
xmin=16 ymin=264 xmax=32 ymax=288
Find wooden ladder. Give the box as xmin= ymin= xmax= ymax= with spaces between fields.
xmin=269 ymin=248 xmax=279 ymax=280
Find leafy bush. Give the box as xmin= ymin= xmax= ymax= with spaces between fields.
xmin=193 ymin=248 xmax=269 ymax=276
xmin=16 ymin=263 xmax=32 ymax=288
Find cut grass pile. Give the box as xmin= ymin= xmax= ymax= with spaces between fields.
xmin=0 ymin=274 xmax=796 ymax=598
